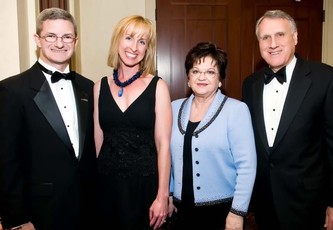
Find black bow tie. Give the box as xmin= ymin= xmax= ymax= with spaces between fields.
xmin=37 ymin=62 xmax=75 ymax=83
xmin=264 ymin=67 xmax=286 ymax=84
xmin=51 ymin=71 xmax=75 ymax=83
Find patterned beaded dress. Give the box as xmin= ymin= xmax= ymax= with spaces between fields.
xmin=97 ymin=76 xmax=160 ymax=229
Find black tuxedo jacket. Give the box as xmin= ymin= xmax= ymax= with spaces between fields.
xmin=242 ymin=57 xmax=333 ymax=229
xmin=0 ymin=62 xmax=97 ymax=230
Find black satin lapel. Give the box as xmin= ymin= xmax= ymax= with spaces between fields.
xmin=33 ymin=80 xmax=73 ymax=151
xmin=72 ymin=81 xmax=89 ymax=160
xmin=273 ymin=69 xmax=311 ymax=150
xmin=252 ymin=80 xmax=270 ymax=156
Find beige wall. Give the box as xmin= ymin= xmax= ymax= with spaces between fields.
xmin=75 ymin=0 xmax=155 ymax=82
xmin=0 ymin=0 xmax=155 ymax=82
xmin=323 ymin=0 xmax=333 ymax=65
xmin=0 ymin=1 xmax=23 ymax=78
xmin=0 ymin=0 xmax=37 ymax=79
xmin=0 ymin=0 xmax=331 ymax=81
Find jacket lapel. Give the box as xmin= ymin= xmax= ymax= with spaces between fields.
xmin=32 ymin=76 xmax=73 ymax=152
xmin=252 ymin=73 xmax=271 ymax=156
xmin=179 ymin=92 xmax=227 ymax=133
xmin=72 ymin=80 xmax=89 ymax=160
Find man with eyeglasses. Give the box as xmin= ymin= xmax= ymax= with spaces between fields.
xmin=0 ymin=7 xmax=96 ymax=230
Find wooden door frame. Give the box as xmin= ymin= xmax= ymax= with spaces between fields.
xmin=39 ymin=0 xmax=68 ymax=11
xmin=156 ymin=0 xmax=324 ymax=100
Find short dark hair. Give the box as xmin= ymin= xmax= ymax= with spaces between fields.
xmin=185 ymin=42 xmax=227 ymax=81
xmin=36 ymin=7 xmax=77 ymax=36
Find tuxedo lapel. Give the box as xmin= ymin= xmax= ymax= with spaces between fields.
xmin=72 ymin=80 xmax=89 ymax=160
xmin=33 ymin=80 xmax=73 ymax=152
xmin=30 ymin=63 xmax=74 ymax=153
xmin=272 ymin=59 xmax=312 ymax=151
xmin=252 ymin=75 xmax=271 ymax=156
xmin=29 ymin=63 xmax=90 ymax=160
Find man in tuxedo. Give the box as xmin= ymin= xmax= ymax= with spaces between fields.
xmin=0 ymin=8 xmax=96 ymax=230
xmin=242 ymin=10 xmax=333 ymax=230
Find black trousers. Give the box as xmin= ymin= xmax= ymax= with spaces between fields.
xmin=170 ymin=201 xmax=233 ymax=230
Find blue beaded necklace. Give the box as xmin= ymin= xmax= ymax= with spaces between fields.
xmin=113 ymin=69 xmax=143 ymax=97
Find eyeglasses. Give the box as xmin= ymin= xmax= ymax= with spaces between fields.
xmin=39 ymin=34 xmax=77 ymax=43
xmin=189 ymin=69 xmax=217 ymax=78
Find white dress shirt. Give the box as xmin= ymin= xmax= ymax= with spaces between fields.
xmin=38 ymin=59 xmax=79 ymax=157
xmin=263 ymin=56 xmax=297 ymax=147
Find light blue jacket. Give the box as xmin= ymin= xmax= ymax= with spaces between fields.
xmin=170 ymin=91 xmax=257 ymax=215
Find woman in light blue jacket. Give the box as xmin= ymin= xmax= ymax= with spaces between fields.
xmin=168 ymin=42 xmax=257 ymax=230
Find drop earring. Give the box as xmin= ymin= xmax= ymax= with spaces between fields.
xmin=218 ymin=82 xmax=222 ymax=87
xmin=188 ymin=82 xmax=191 ymax=87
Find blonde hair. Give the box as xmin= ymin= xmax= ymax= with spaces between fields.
xmin=107 ymin=15 xmax=156 ymax=75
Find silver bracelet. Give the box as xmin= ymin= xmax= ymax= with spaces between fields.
xmin=9 ymin=224 xmax=25 ymax=230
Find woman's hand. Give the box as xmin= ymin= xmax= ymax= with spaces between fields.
xmin=225 ymin=212 xmax=244 ymax=230
xmin=149 ymin=196 xmax=168 ymax=230
xmin=167 ymin=195 xmax=177 ymax=217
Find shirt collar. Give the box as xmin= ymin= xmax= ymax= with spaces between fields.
xmin=38 ymin=58 xmax=70 ymax=74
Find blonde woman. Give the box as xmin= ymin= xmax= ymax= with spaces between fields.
xmin=93 ymin=15 xmax=172 ymax=230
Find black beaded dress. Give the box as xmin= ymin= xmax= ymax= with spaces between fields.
xmin=97 ymin=76 xmax=160 ymax=230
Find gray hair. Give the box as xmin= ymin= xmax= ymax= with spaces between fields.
xmin=255 ymin=10 xmax=297 ymax=39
